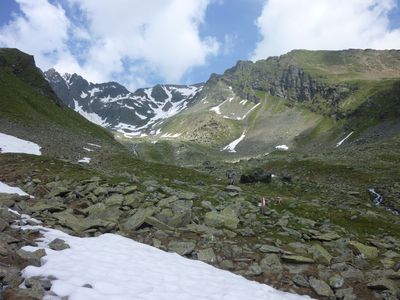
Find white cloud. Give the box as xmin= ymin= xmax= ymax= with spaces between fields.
xmin=0 ymin=0 xmax=219 ymax=89
xmin=0 ymin=0 xmax=74 ymax=70
xmin=252 ymin=0 xmax=400 ymax=60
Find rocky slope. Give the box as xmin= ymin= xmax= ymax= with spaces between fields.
xmin=1 ymin=152 xmax=400 ymax=300
xmin=45 ymin=69 xmax=203 ymax=137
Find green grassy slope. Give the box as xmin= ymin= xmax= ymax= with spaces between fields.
xmin=0 ymin=48 xmax=118 ymax=160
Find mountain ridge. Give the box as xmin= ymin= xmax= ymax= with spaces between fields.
xmin=44 ymin=49 xmax=400 ymax=162
xmin=45 ymin=68 xmax=203 ymax=137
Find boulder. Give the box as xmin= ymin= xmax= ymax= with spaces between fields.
xmin=247 ymin=263 xmax=263 ymax=276
xmin=144 ymin=216 xmax=174 ymax=231
xmin=312 ymin=232 xmax=340 ymax=241
xmin=167 ymin=241 xmax=196 ymax=256
xmin=29 ymin=201 xmax=66 ymax=214
xmin=328 ymin=274 xmax=345 ymax=289
xmin=0 ymin=193 xmax=19 ymax=207
xmin=16 ymin=249 xmax=46 ymax=267
xmin=335 ymin=287 xmax=354 ymax=300
xmin=93 ymin=186 xmax=108 ymax=197
xmin=123 ymin=185 xmax=137 ymax=195
xmin=53 ymin=210 xmax=112 ymax=233
xmin=292 ymin=274 xmax=309 ymax=288
xmin=309 ymin=244 xmax=333 ymax=265
xmin=0 ymin=207 xmax=18 ymax=223
xmin=25 ymin=277 xmax=52 ymax=291
xmin=347 ymin=241 xmax=379 ymax=259
xmin=123 ymin=192 xmax=145 ymax=208
xmin=367 ymin=278 xmax=397 ymax=291
xmin=204 ymin=209 xmax=239 ymax=230
xmin=197 ymin=248 xmax=216 ymax=263
xmin=157 ymin=196 xmax=179 ymax=208
xmin=260 ymin=254 xmax=283 ymax=274
xmin=120 ymin=207 xmax=157 ymax=232
xmin=48 ymin=186 xmax=70 ymax=197
xmin=104 ymin=194 xmax=124 ymax=207
xmin=2 ymin=287 xmax=42 ymax=300
xmin=48 ymin=238 xmax=70 ymax=251
xmin=258 ymin=244 xmax=283 ymax=254
xmin=177 ymin=191 xmax=197 ymax=200
xmin=309 ymin=277 xmax=334 ymax=298
xmin=170 ymin=200 xmax=192 ymax=228
xmin=0 ymin=266 xmax=23 ymax=288
xmin=281 ymin=255 xmax=314 ymax=264
xmin=85 ymin=203 xmax=122 ymax=221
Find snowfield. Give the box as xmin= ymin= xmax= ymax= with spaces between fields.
xmin=0 ymin=181 xmax=32 ymax=197
xmin=0 ymin=132 xmax=42 ymax=155
xmin=19 ymin=226 xmax=312 ymax=300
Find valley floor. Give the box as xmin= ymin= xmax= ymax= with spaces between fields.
xmin=0 ymin=133 xmax=400 ymax=300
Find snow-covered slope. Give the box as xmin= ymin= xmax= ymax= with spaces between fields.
xmin=45 ymin=69 xmax=203 ymax=137
xmin=18 ymin=224 xmax=312 ymax=300
xmin=0 ymin=132 xmax=42 ymax=155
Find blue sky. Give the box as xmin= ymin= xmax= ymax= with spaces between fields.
xmin=0 ymin=0 xmax=399 ymax=90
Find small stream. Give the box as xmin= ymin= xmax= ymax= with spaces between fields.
xmin=368 ymin=188 xmax=400 ymax=216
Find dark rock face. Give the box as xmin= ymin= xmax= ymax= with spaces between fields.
xmin=240 ymin=169 xmax=271 ymax=184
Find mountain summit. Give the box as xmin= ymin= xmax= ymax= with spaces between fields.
xmin=45 ymin=69 xmax=203 ymax=137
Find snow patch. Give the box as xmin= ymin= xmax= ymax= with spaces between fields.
xmin=275 ymin=145 xmax=289 ymax=151
xmin=83 ymin=147 xmax=94 ymax=152
xmin=88 ymin=87 xmax=101 ymax=97
xmin=0 ymin=132 xmax=41 ymax=155
xmin=87 ymin=143 xmax=101 ymax=148
xmin=18 ymin=225 xmax=310 ymax=300
xmin=236 ymin=103 xmax=260 ymax=120
xmin=169 ymin=85 xmax=201 ymax=97
xmin=336 ymin=131 xmax=354 ymax=147
xmin=210 ymin=98 xmax=229 ymax=115
xmin=73 ymin=100 xmax=109 ymax=127
xmin=80 ymin=92 xmax=87 ymax=98
xmin=161 ymin=133 xmax=182 ymax=138
xmin=0 ymin=181 xmax=33 ymax=197
xmin=78 ymin=157 xmax=91 ymax=163
xmin=222 ymin=131 xmax=246 ymax=153
xmin=135 ymin=111 xmax=148 ymax=120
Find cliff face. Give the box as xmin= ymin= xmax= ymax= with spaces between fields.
xmin=203 ymin=49 xmax=400 ymax=117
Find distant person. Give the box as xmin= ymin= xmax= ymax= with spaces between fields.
xmin=259 ymin=196 xmax=266 ymax=215
xmin=226 ymin=170 xmax=236 ymax=185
